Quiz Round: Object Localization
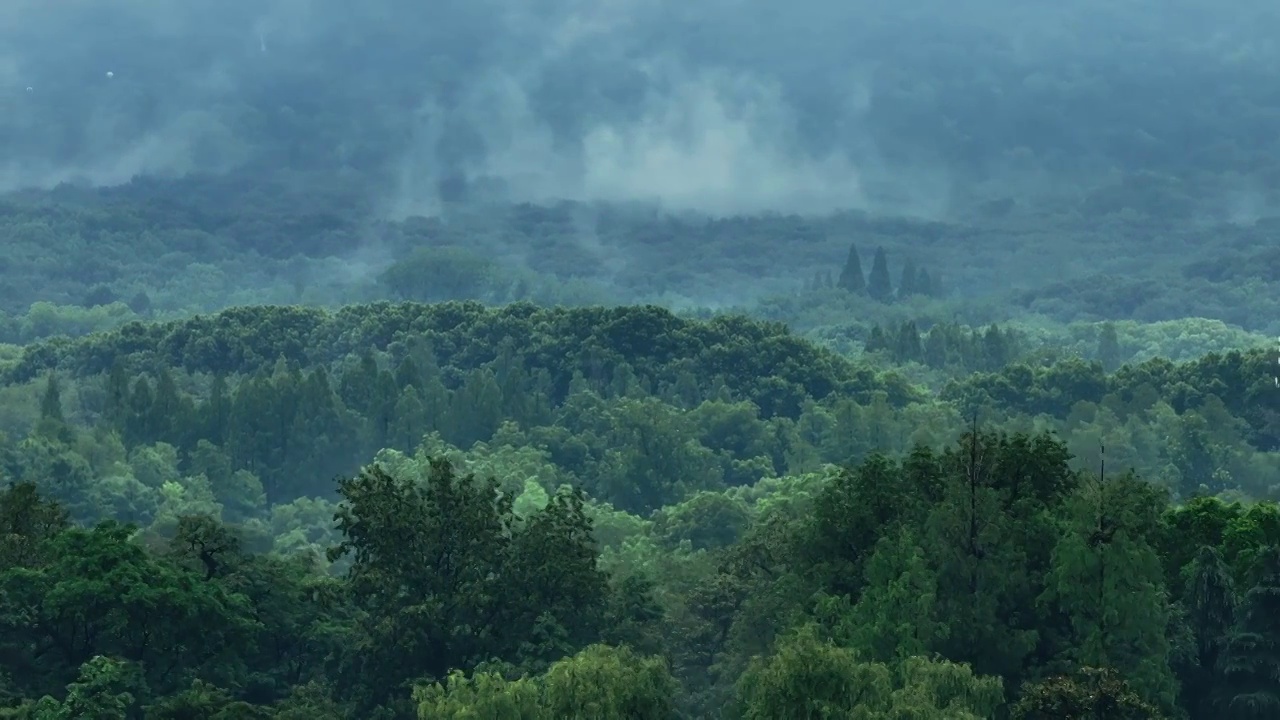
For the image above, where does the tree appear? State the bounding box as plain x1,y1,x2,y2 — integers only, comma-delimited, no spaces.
0,482,70,572
916,267,935,297
1012,667,1164,719
327,460,607,713
733,625,892,720
837,243,866,293
34,374,72,445
413,645,676,720
0,521,255,697
1098,323,1123,371
541,645,677,720
414,670,544,720
898,259,919,298
867,247,893,301
919,431,1043,683
1216,546,1280,718
379,247,498,302
732,625,1001,720
819,525,947,663
1178,546,1236,716
1040,470,1178,710
28,656,144,720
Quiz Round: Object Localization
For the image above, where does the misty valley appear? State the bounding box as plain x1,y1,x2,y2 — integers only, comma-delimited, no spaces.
3,1,1280,719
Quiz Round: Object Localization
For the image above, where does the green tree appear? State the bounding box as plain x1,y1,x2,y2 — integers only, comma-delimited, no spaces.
1040,471,1178,710
414,670,544,720
837,243,866,293
541,645,678,720
867,247,893,302
897,259,918,298
733,625,1001,720
29,656,144,720
34,374,72,444
734,625,892,720
916,267,935,297
819,525,947,663
1178,546,1236,716
1098,322,1123,371
327,460,607,713
1217,546,1280,718
1012,667,1164,719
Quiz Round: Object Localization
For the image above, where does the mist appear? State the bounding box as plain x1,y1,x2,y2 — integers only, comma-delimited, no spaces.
4,0,1280,218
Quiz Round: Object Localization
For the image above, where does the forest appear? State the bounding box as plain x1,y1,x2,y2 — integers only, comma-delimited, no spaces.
5,0,1280,718
0,300,1276,718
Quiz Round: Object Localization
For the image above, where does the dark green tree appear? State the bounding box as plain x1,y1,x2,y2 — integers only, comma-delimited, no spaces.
1177,546,1236,716
35,373,73,444
836,243,865,292
1040,469,1178,710
1012,667,1164,719
867,247,893,301
1099,322,1123,371
327,460,607,714
916,267,935,297
898,259,919,298
1217,546,1280,718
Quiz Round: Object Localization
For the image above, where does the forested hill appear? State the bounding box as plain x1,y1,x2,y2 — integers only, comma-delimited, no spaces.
0,302,889,413
0,298,1278,717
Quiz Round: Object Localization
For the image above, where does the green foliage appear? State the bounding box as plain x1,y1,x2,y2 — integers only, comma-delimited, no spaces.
0,285,1273,718
380,247,503,304
837,243,865,293
1216,546,1280,718
413,644,676,720
732,625,1002,720
327,460,608,711
1011,667,1164,719
867,247,894,302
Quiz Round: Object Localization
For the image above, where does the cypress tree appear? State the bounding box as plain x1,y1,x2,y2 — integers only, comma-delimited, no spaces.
898,259,919,298
895,321,923,363
867,247,893,301
865,325,890,354
35,373,73,444
836,243,865,292
1098,323,1122,372
38,373,64,425
916,267,935,297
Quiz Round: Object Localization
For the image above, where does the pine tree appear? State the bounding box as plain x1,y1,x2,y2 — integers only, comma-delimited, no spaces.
104,361,131,428
1217,546,1280,718
895,321,923,363
865,325,890,354
867,247,893,301
923,328,948,369
898,259,918,298
916,267,934,297
1041,468,1178,711
923,427,1039,682
35,373,73,443
39,373,64,425
837,243,865,292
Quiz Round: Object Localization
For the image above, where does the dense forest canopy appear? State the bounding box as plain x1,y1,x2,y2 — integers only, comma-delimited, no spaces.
3,0,1280,718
